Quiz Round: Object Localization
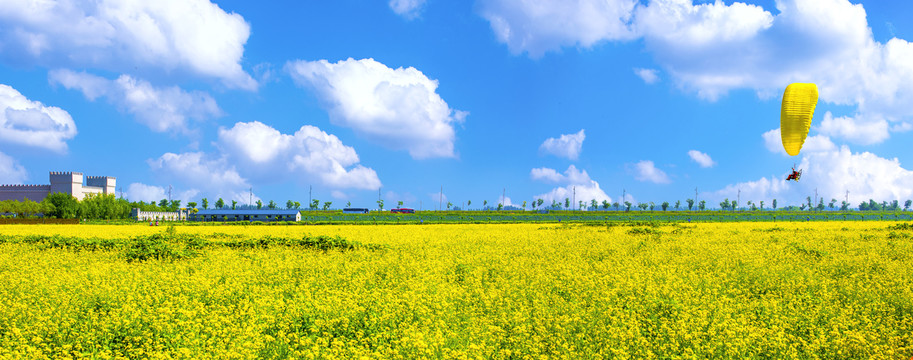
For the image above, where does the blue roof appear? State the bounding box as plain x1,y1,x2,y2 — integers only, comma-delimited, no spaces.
193,209,300,215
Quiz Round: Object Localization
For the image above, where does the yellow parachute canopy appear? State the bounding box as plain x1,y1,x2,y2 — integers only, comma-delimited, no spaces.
780,83,818,156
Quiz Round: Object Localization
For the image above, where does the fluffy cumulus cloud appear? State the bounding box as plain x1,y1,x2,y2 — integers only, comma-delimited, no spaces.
0,151,28,183
631,160,671,184
478,0,638,57
687,150,715,168
287,58,466,159
147,152,253,203
817,112,889,146
218,121,381,190
0,0,256,89
711,145,913,207
389,0,426,19
50,70,222,133
634,68,660,84
126,182,199,204
762,128,836,156
539,129,585,160
480,0,913,143
0,84,76,153
531,165,611,206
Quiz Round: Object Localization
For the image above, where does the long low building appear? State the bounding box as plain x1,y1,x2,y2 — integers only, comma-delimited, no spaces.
189,209,302,222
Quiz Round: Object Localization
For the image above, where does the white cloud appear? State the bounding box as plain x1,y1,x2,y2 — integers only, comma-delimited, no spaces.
481,1,913,142
763,128,837,156
148,151,252,203
634,68,660,84
712,145,913,207
531,164,591,184
0,84,76,153
287,58,465,159
0,151,28,183
539,129,585,160
50,70,222,133
687,149,715,168
218,121,381,190
478,0,638,57
631,160,671,184
126,182,199,204
0,0,256,90
389,0,426,20
531,165,611,206
817,112,889,145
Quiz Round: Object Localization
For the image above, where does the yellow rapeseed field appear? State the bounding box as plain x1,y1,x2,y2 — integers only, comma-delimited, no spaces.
0,222,911,359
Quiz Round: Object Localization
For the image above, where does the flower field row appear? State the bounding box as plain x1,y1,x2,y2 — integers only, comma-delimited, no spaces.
0,222,910,359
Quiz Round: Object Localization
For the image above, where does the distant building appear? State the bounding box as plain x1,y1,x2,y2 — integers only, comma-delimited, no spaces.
189,209,301,222
0,172,115,202
132,208,188,222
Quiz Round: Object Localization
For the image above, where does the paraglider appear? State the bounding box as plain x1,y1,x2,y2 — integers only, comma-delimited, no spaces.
780,83,818,181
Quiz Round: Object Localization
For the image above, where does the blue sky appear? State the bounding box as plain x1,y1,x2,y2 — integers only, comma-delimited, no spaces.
1,0,912,209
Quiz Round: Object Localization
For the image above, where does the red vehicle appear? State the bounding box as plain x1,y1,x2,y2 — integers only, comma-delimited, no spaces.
390,208,415,214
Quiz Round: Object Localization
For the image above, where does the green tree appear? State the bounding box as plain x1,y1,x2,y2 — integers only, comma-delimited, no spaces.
590,199,598,210
294,201,300,209
158,199,169,208
310,199,319,210
686,198,694,211
840,201,849,211
483,200,488,209
257,200,263,210
731,200,738,211
828,199,837,210
890,200,899,211
637,202,648,211
720,198,730,211
398,201,404,208
905,200,912,211
537,199,544,208
447,202,453,210
322,201,331,211
215,198,225,209
231,200,237,210
624,201,632,212
674,200,680,210
772,199,777,210
268,200,277,209
613,202,619,211
467,200,472,209
201,198,208,210
817,198,826,212
286,200,294,209
699,200,706,211
602,200,610,210
759,200,765,210
531,200,537,210
522,200,528,210
661,201,669,211
346,201,351,208
44,192,80,219
497,203,503,211
377,199,384,211
187,201,197,210
564,198,570,210
170,200,181,211
649,202,655,211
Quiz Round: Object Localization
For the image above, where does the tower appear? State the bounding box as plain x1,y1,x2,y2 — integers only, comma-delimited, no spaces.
86,176,116,196
49,172,83,199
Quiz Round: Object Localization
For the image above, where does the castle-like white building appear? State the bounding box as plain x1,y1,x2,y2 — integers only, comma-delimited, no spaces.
0,172,116,202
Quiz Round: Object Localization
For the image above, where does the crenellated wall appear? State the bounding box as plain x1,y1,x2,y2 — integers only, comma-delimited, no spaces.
0,184,51,202
0,172,115,202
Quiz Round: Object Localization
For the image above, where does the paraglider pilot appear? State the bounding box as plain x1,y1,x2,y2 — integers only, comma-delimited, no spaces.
786,166,802,182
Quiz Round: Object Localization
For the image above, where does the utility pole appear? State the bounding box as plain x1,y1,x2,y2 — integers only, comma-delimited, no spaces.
309,185,312,211
622,188,626,205
695,187,698,211
502,188,506,208
249,187,252,208
846,190,849,205
737,188,741,211
573,186,576,211
439,186,443,211
168,185,173,202
815,188,818,212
